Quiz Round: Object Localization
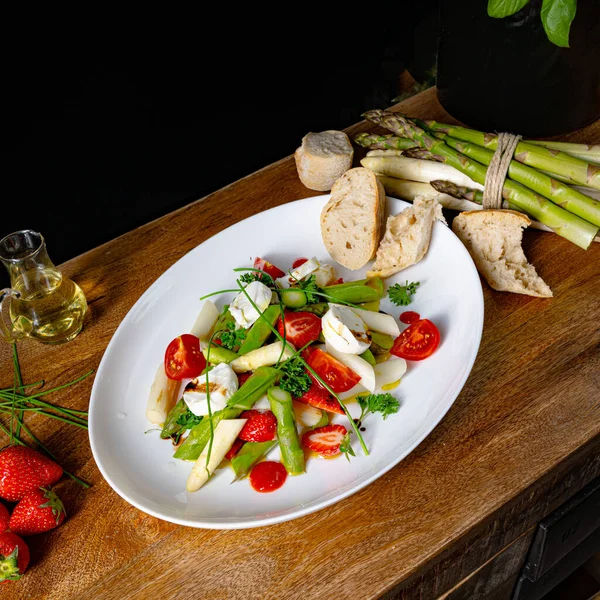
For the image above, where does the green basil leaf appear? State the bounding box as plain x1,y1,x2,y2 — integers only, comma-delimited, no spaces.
488,0,531,18
541,0,577,48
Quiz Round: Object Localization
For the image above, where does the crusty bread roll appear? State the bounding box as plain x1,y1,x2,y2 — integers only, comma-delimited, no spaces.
320,167,386,270
366,196,445,278
295,130,353,191
452,210,552,297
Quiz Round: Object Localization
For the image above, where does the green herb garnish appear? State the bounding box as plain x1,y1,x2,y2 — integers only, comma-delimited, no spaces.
388,281,420,307
357,393,400,423
175,407,202,430
218,322,247,351
279,357,311,398
340,432,356,462
295,274,320,304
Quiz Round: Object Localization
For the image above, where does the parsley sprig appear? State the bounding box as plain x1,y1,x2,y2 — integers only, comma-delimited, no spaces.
357,393,400,424
279,357,311,398
218,322,247,351
175,407,202,430
388,281,420,307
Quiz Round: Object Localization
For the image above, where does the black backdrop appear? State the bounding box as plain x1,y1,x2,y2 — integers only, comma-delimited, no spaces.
5,7,439,276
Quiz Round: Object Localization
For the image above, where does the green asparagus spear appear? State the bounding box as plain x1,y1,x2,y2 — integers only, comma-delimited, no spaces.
267,386,305,476
237,305,279,355
160,398,190,441
354,132,417,151
419,119,600,190
174,366,281,460
298,302,329,317
524,140,600,165
370,331,394,354
322,278,383,305
363,110,599,249
359,348,376,366
231,440,278,479
202,344,238,365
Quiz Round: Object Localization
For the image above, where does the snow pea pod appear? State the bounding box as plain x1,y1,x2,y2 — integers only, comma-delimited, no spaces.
231,440,277,479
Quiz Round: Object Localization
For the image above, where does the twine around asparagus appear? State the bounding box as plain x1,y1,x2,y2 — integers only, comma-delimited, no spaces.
483,132,522,209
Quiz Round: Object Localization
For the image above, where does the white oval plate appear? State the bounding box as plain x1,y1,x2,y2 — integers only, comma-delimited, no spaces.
89,195,483,529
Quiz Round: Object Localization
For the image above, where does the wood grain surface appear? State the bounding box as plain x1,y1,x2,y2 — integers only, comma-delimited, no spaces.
1,88,599,600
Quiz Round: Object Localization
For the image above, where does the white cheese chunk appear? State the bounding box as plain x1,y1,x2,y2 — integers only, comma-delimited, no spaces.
289,257,320,282
229,281,273,328
321,304,371,355
313,263,336,287
183,363,239,416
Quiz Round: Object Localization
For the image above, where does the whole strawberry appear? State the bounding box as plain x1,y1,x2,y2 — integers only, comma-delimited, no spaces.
0,504,9,532
239,410,277,443
0,446,63,502
0,532,30,583
9,488,66,536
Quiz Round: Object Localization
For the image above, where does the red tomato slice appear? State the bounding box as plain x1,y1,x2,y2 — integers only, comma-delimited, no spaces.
303,348,360,393
164,334,206,380
391,319,440,361
277,311,321,349
254,257,285,279
292,257,308,269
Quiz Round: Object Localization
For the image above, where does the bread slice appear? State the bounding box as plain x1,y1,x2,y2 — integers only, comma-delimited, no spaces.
295,130,353,191
320,167,386,270
366,196,445,278
452,210,553,297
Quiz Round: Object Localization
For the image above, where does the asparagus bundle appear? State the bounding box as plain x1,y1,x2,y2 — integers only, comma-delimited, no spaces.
359,110,600,250
419,119,600,190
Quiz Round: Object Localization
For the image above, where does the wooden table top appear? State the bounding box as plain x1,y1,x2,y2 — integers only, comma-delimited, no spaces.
2,88,599,600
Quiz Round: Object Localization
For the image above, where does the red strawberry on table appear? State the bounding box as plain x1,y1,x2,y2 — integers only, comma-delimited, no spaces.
239,410,277,443
9,488,66,536
302,424,348,457
0,504,9,532
0,446,63,502
0,532,30,583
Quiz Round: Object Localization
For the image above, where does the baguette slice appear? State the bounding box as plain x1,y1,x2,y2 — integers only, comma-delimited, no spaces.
452,210,553,297
320,167,386,270
367,196,445,278
295,130,353,191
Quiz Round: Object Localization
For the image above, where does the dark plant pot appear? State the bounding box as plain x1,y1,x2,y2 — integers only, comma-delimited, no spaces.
436,0,600,137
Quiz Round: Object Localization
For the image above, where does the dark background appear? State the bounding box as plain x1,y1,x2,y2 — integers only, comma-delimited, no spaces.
5,7,439,278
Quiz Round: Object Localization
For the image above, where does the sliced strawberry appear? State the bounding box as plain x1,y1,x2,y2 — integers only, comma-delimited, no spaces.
296,383,344,415
330,278,344,285
237,372,252,387
239,410,277,443
254,257,285,280
225,438,245,461
302,424,348,456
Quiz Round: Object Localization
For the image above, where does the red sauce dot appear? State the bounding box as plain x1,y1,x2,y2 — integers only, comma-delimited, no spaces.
249,461,288,493
400,311,420,324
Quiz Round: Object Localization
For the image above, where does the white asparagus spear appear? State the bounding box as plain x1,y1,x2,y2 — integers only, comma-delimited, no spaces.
146,363,180,425
230,341,295,373
361,154,484,191
186,419,247,492
190,300,219,338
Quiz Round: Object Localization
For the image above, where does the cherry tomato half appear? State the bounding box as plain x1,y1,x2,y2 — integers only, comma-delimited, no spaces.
303,347,360,393
391,319,440,361
292,257,308,269
164,334,206,380
253,257,285,280
277,311,321,349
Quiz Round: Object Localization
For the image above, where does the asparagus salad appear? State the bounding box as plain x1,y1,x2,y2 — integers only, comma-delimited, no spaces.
145,256,441,494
